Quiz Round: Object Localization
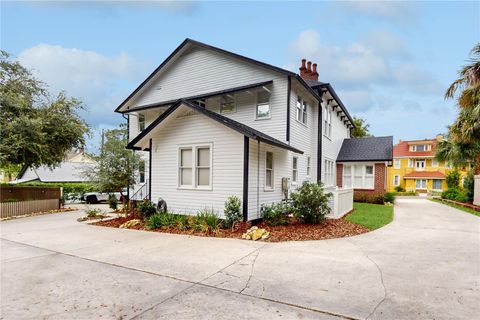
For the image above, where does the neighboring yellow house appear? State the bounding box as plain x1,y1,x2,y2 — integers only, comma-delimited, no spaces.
387,136,467,193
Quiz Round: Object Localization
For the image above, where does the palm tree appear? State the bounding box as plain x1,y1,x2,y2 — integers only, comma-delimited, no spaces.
438,43,480,173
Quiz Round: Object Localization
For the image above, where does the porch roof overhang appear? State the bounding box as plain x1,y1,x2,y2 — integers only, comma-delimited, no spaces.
126,99,303,154
403,171,446,179
122,80,274,114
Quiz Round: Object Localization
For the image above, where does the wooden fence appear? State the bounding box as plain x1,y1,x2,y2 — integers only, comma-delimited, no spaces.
1,186,61,219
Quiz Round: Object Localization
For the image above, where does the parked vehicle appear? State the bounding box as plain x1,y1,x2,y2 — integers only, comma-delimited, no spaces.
82,189,127,204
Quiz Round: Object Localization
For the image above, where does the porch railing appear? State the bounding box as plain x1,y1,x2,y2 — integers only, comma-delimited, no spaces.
130,180,149,201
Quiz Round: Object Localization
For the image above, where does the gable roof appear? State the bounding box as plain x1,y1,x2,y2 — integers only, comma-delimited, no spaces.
16,162,95,183
308,82,355,127
115,38,323,113
393,139,437,157
337,136,393,162
127,100,303,154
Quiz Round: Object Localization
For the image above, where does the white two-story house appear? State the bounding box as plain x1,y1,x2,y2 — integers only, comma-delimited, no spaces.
116,39,390,220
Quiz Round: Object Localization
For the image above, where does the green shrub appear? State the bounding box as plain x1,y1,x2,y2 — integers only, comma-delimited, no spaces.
442,188,460,200
223,195,242,229
261,202,291,226
455,191,468,203
192,209,219,233
463,171,474,203
138,200,157,219
446,170,461,189
108,194,118,210
176,215,190,230
291,182,332,224
85,208,103,218
394,186,405,192
159,212,179,228
383,192,396,204
145,214,162,230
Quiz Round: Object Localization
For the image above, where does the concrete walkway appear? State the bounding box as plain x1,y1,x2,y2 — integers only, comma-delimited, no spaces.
1,199,479,319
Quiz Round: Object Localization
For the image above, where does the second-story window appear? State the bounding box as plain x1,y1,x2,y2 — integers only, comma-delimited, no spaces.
324,106,332,138
296,97,307,125
394,159,400,169
138,114,145,132
220,95,235,114
256,91,270,119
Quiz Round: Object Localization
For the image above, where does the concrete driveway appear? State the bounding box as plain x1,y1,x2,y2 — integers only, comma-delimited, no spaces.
1,199,479,320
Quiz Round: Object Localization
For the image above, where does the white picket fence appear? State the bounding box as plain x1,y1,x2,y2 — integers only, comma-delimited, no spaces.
0,199,60,219
326,187,354,219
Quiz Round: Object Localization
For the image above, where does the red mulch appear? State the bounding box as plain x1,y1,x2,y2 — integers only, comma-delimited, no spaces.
93,216,369,242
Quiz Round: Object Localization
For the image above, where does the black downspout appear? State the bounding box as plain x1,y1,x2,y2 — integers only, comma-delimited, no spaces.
286,76,291,142
149,138,152,201
317,97,323,183
242,136,249,221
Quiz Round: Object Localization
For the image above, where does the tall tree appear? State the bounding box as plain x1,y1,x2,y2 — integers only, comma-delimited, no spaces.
0,51,90,169
437,43,480,172
83,124,141,201
351,116,372,138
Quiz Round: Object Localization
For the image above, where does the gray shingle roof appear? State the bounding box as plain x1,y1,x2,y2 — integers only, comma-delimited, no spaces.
17,162,95,183
337,136,393,162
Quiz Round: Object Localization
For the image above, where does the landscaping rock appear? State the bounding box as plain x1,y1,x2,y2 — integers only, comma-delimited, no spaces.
119,219,142,229
242,227,269,241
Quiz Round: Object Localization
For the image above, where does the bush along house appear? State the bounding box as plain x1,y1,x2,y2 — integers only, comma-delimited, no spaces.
116,38,393,220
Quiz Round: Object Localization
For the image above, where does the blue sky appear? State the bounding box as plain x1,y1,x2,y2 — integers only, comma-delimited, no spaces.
2,1,479,151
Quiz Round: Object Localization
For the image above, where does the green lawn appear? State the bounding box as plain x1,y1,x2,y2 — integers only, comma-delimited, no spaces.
345,202,394,230
430,198,480,217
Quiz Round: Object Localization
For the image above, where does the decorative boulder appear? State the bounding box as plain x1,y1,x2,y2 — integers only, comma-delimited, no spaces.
242,227,269,241
119,219,142,229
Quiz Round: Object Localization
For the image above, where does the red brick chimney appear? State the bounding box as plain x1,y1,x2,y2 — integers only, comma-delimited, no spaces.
299,59,319,81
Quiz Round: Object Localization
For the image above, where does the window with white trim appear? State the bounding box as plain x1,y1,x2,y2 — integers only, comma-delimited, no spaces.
138,114,145,132
307,156,311,177
445,161,452,169
432,179,442,190
415,159,425,171
256,91,270,119
432,159,439,167
408,159,414,168
265,152,274,189
178,145,211,189
220,95,235,114
296,97,307,125
324,106,332,138
394,175,400,186
324,159,334,187
415,179,427,189
292,156,298,183
394,159,400,169
343,164,375,189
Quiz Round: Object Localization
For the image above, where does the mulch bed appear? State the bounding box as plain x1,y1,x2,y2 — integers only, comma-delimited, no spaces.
93,216,369,242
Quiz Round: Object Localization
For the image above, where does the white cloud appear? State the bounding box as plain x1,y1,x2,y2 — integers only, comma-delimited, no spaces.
364,30,410,59
18,44,152,151
289,29,321,57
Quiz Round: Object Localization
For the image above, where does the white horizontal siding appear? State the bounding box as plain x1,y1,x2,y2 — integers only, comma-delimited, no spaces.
247,140,290,221
150,106,244,218
131,47,285,109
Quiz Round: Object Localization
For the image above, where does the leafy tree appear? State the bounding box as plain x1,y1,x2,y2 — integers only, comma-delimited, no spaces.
0,51,90,169
83,124,141,203
351,117,372,138
439,43,480,173
446,170,461,189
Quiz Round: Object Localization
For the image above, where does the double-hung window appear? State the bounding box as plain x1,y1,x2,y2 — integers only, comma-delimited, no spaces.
432,179,443,190
179,145,211,189
292,156,298,184
415,159,425,171
324,159,334,187
408,159,414,168
324,106,332,138
394,159,400,169
416,179,427,189
265,152,274,189
432,159,439,167
342,163,375,189
256,91,270,119
394,175,400,186
138,114,145,132
296,97,307,125
220,95,235,114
